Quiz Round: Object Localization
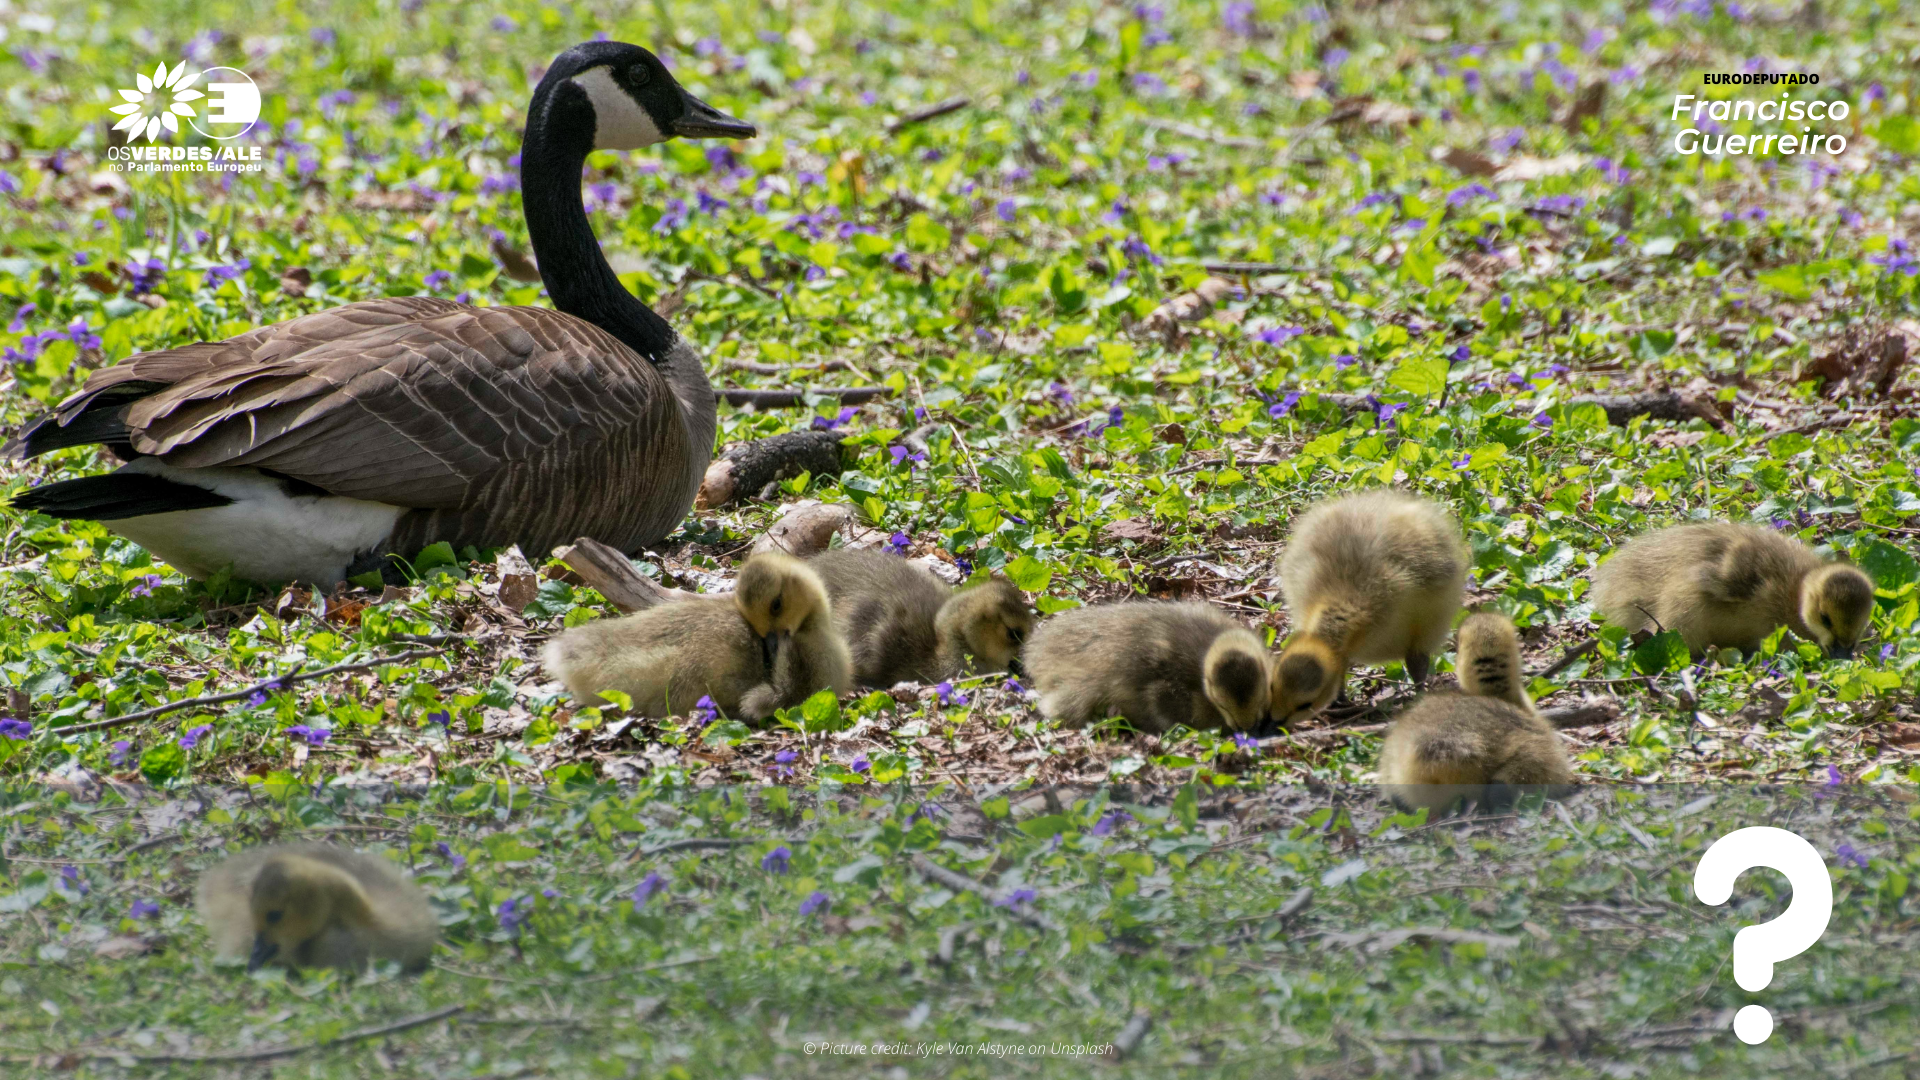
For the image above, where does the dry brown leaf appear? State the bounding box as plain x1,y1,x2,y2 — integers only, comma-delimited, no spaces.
279,266,312,297
1436,146,1498,177
1102,517,1162,544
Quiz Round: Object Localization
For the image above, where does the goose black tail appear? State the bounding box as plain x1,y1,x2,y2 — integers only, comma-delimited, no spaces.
12,474,233,521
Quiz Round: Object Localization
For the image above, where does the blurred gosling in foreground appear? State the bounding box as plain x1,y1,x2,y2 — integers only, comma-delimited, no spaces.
1591,522,1876,660
808,548,1032,686
1377,612,1574,817
1269,490,1470,726
543,552,852,720
1022,601,1271,734
197,842,437,973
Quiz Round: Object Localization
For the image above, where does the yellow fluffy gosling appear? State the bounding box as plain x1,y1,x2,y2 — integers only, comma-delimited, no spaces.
1377,612,1574,816
1592,522,1876,659
1021,601,1271,734
1270,490,1470,726
542,552,852,720
808,548,1033,686
196,842,437,972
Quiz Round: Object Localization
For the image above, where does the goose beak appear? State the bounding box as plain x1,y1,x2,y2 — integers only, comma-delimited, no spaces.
672,94,756,140
247,935,277,972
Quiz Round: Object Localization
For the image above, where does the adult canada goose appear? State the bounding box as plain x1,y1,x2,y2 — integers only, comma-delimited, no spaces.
1022,601,1272,734
197,842,438,972
542,552,852,720
1591,522,1876,659
1377,612,1574,816
6,41,754,586
807,548,1033,686
1268,490,1469,726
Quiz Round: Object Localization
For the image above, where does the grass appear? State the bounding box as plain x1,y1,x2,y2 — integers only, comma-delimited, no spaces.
0,0,1918,1072
2,782,1918,1076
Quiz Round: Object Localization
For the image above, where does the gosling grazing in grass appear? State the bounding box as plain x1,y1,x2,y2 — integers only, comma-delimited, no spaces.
807,548,1033,686
1269,490,1470,726
1377,612,1574,817
1591,522,1877,660
197,843,437,973
542,552,852,720
1022,602,1271,734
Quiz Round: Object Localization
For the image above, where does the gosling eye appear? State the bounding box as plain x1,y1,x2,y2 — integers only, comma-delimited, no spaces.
1008,627,1026,646
769,597,784,618
1821,614,1833,629
265,910,283,924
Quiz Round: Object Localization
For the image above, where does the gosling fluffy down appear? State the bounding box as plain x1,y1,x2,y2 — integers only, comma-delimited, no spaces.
1270,489,1470,725
542,552,852,721
1022,601,1271,734
196,842,437,972
808,548,1033,686
1591,522,1876,659
1377,613,1574,816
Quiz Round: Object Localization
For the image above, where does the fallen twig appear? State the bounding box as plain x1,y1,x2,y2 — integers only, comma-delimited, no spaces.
1200,261,1311,276
1141,116,1262,148
1532,637,1598,681
910,854,1058,933
888,97,970,132
70,1004,465,1064
1109,1010,1154,1061
719,387,890,409
624,836,758,865
50,647,448,737
1266,697,1621,748
724,358,855,375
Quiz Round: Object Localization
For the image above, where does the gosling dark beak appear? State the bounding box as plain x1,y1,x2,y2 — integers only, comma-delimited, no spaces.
672,94,756,140
759,632,779,672
1828,643,1856,661
247,935,277,972
1008,656,1026,678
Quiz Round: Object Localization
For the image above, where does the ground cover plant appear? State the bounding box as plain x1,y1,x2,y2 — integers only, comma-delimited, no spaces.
2,782,1918,1076
1,0,1919,1071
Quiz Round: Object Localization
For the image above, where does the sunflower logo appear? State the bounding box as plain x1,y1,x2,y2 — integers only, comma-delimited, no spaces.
109,61,204,143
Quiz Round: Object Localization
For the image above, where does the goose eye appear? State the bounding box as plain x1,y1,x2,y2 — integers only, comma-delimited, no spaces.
627,63,651,87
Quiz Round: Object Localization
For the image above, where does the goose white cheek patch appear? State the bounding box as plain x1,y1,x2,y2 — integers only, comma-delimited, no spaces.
571,66,665,150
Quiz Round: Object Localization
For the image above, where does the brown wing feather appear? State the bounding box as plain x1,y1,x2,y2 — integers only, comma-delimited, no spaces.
42,298,702,556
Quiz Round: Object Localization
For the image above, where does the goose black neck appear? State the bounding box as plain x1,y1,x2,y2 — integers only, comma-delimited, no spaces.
519,78,677,361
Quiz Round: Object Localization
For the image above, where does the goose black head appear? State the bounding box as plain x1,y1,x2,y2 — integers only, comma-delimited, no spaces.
542,40,756,151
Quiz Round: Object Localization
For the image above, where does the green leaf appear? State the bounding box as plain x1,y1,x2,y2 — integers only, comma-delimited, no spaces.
1387,358,1447,397
1856,539,1919,594
1756,264,1812,301
1631,631,1690,675
1003,555,1053,592
139,743,187,784
1875,114,1920,157
414,541,458,573
1017,814,1073,839
800,689,844,733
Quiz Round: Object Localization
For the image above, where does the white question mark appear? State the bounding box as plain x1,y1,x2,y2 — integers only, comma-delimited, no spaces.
1692,826,1834,1044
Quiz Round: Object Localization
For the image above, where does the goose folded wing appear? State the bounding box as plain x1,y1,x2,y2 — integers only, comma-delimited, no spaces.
119,304,658,510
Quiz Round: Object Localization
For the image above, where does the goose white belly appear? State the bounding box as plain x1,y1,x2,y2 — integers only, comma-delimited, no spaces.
106,459,405,586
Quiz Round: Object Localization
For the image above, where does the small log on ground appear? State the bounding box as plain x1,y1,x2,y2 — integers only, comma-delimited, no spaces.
751,502,854,558
557,537,693,612
1570,391,1729,430
695,430,847,509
